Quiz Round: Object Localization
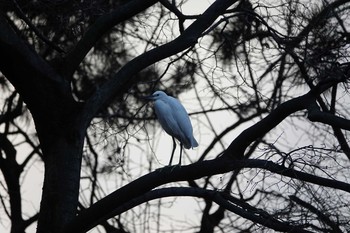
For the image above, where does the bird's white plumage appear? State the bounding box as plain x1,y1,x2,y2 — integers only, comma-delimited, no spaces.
149,91,198,149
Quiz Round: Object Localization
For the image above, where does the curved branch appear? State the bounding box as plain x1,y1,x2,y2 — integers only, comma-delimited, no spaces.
82,0,239,122
98,187,313,233
61,0,159,78
63,157,232,233
223,77,345,160
224,93,314,158
63,155,350,232
243,159,350,193
0,13,70,111
198,111,263,161
66,84,350,232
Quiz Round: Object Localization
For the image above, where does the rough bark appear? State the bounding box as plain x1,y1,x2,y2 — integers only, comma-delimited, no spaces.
35,121,85,233
0,12,87,233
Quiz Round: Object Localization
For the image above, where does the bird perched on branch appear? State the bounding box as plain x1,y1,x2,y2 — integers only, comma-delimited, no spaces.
145,91,198,165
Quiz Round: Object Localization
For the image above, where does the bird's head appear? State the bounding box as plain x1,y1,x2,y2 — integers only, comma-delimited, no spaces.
143,91,168,101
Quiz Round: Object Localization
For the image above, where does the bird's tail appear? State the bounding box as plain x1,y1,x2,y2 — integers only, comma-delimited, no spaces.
191,137,198,148
182,136,199,149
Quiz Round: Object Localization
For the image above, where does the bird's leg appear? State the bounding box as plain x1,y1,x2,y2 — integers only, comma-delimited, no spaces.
178,142,183,166
168,137,176,166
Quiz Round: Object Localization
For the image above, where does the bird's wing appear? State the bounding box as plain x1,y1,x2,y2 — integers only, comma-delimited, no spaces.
168,97,196,148
154,99,179,137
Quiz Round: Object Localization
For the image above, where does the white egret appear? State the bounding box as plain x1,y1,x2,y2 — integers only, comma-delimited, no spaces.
146,91,198,165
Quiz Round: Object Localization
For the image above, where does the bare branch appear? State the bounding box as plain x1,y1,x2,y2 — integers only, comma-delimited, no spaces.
94,187,313,233
307,102,350,130
64,153,350,232
290,195,342,233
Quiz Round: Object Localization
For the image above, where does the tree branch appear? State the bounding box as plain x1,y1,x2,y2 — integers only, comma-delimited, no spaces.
63,154,350,232
223,93,314,158
61,0,159,78
94,187,313,233
307,102,350,130
159,0,199,33
0,92,22,125
82,0,239,122
65,84,350,232
243,159,350,193
0,13,70,111
290,195,342,233
11,0,65,53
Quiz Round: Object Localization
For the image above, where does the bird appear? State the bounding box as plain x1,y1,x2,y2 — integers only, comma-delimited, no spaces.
145,91,198,165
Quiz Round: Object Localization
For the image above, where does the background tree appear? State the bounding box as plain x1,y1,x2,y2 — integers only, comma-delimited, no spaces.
1,0,350,232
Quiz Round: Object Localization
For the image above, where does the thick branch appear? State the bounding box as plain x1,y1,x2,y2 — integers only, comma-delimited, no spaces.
0,13,70,111
63,158,232,233
223,78,345,159
83,0,239,122
61,0,159,78
307,103,350,130
11,0,65,53
243,159,350,193
99,187,312,233
65,86,350,232
224,93,315,158
63,155,350,232
199,111,263,161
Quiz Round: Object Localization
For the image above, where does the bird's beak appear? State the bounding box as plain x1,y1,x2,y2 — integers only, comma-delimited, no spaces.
142,95,154,100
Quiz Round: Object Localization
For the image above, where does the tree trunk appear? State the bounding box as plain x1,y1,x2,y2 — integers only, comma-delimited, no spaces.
0,11,89,232
34,105,86,233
